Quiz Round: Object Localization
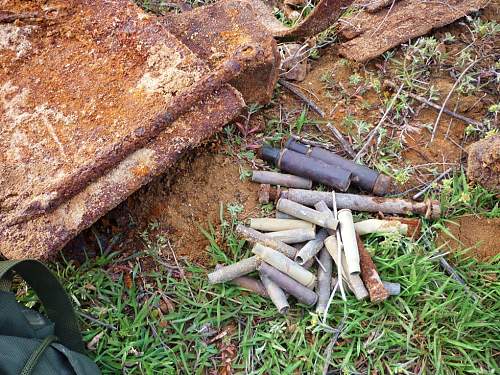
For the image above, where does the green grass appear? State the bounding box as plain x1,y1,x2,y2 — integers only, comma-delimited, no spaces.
15,197,500,374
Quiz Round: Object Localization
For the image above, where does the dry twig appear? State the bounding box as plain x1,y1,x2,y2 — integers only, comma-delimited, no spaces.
326,123,356,158
385,80,483,128
279,79,325,117
430,59,479,142
354,83,404,162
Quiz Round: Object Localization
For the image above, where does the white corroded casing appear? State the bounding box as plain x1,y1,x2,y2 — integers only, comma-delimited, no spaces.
338,209,361,275
354,219,408,236
249,218,315,232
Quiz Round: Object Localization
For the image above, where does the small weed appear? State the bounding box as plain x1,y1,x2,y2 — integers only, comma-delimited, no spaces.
348,73,363,86
293,107,310,134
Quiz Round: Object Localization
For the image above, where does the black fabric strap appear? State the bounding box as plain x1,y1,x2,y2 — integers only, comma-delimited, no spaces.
0,260,85,353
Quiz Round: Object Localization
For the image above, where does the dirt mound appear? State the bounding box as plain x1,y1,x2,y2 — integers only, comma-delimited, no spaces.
438,216,500,261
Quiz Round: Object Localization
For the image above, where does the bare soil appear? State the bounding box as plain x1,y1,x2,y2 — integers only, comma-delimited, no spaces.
438,216,500,261
124,147,260,265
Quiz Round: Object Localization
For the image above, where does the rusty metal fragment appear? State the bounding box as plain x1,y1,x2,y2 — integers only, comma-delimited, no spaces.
0,0,246,259
338,0,488,62
162,0,280,104
356,234,389,303
258,184,272,204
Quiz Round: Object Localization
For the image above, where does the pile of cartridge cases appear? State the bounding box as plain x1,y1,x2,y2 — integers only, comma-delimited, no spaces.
207,139,439,314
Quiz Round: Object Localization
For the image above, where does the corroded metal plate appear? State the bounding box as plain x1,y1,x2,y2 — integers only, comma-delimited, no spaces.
0,0,245,258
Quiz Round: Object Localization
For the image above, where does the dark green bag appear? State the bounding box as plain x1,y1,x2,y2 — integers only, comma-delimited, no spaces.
0,260,101,375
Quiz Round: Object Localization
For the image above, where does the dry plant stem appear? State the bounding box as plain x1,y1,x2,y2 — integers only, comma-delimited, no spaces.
438,256,479,301
278,79,325,117
295,229,329,265
354,83,404,162
338,209,361,275
382,281,401,296
430,59,479,142
316,248,333,314
326,123,356,158
215,264,268,297
258,263,318,306
249,218,315,232
208,256,260,284
356,234,389,302
283,189,441,218
385,80,482,128
412,167,453,200
321,317,346,375
252,244,317,288
277,198,338,229
265,227,316,244
354,219,408,235
260,273,290,314
251,170,312,189
235,224,297,258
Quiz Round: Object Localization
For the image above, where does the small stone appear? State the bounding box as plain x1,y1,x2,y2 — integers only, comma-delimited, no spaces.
467,135,500,191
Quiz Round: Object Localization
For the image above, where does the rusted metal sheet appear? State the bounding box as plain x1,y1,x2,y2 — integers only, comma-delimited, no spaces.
338,0,488,62
163,0,281,104
1,0,351,259
1,87,244,259
0,0,247,259
163,0,353,104
356,234,389,303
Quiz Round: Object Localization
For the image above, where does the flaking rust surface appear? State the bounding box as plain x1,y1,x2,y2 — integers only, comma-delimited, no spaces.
0,0,246,259
0,0,209,225
338,0,488,62
1,87,244,259
163,0,280,104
